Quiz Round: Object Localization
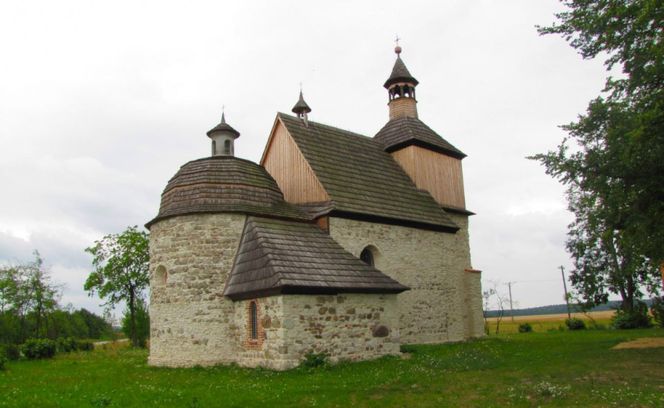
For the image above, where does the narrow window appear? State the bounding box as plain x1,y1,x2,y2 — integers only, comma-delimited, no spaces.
249,301,258,340
360,247,374,267
224,139,231,155
155,265,167,286
211,140,216,155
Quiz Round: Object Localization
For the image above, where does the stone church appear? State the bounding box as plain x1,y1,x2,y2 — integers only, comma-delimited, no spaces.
146,45,484,370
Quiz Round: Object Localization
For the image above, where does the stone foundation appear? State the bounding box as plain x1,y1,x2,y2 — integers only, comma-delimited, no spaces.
234,294,400,370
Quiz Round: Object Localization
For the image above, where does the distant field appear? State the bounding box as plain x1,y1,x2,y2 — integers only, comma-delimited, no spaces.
2,328,663,407
485,310,615,334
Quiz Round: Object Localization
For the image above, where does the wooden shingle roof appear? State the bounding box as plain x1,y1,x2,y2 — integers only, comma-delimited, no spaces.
146,156,308,228
277,113,458,232
384,56,419,88
374,117,466,159
224,216,409,300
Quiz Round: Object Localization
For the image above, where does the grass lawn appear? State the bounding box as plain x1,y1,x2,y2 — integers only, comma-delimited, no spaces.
1,329,663,407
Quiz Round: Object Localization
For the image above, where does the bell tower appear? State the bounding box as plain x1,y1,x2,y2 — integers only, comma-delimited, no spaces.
207,111,240,156
375,43,469,213
385,42,419,120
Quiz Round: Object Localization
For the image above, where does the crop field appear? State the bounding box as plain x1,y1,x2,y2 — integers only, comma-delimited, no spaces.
1,327,663,407
485,310,615,334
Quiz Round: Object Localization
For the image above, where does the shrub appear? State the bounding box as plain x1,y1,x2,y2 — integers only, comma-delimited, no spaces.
21,338,56,359
57,337,78,353
565,318,586,330
612,302,652,329
0,354,6,371
651,297,664,328
302,352,329,368
518,323,533,333
1,344,20,361
76,340,94,351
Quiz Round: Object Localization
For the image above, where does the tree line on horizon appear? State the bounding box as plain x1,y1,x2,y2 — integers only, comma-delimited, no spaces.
0,252,114,345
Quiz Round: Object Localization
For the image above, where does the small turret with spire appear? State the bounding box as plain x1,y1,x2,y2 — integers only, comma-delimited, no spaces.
207,110,240,156
292,88,312,127
384,39,419,120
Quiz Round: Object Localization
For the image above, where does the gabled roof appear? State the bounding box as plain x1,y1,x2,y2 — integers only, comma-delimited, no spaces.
277,113,458,232
146,156,308,228
384,56,419,89
374,117,466,159
224,217,409,300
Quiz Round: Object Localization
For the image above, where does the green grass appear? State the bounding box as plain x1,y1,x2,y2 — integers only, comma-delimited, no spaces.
1,329,663,407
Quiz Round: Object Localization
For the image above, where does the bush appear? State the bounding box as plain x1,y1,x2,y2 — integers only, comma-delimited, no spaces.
76,340,94,351
0,354,6,370
1,344,20,361
612,302,652,329
518,323,533,333
21,338,56,359
651,297,664,328
57,337,78,353
565,318,586,330
302,352,329,368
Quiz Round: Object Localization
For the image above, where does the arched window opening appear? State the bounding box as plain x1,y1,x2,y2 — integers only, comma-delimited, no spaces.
224,139,231,155
211,140,217,155
249,301,258,340
155,265,168,286
360,247,374,267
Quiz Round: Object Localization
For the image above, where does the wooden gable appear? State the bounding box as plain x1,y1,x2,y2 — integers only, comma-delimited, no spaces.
261,117,329,204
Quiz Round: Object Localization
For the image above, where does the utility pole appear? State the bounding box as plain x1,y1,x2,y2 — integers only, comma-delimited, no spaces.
560,266,571,320
507,282,514,322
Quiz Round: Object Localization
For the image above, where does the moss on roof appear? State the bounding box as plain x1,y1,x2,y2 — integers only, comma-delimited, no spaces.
224,216,409,300
278,113,458,231
146,156,308,228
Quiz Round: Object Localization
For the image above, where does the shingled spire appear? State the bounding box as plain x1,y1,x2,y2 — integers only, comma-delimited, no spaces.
384,42,419,120
207,111,240,156
292,90,311,126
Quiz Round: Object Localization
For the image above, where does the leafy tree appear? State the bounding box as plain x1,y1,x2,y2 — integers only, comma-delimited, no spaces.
85,226,149,347
0,252,60,341
121,298,149,348
531,0,663,318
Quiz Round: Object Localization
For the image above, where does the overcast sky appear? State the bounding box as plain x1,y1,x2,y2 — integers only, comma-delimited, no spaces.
0,1,611,315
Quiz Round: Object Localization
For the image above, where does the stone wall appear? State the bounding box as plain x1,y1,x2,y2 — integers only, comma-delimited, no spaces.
329,215,484,343
234,294,400,370
148,213,246,367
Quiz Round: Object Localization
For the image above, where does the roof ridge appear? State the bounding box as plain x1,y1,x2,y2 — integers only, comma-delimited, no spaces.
278,112,375,141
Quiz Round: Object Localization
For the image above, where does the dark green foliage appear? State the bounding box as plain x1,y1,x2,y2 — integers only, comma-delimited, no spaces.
651,296,664,328
565,318,586,330
518,323,533,333
85,226,149,348
76,340,94,351
0,354,6,370
301,352,329,368
121,298,149,348
612,301,652,329
400,344,417,354
1,343,20,360
531,0,664,315
21,338,56,359
56,337,78,353
1,253,112,345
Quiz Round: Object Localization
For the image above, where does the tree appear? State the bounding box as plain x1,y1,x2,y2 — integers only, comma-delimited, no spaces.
85,226,149,347
531,1,664,318
121,298,149,347
0,252,60,342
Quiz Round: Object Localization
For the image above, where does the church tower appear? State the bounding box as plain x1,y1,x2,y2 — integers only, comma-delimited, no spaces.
375,44,469,214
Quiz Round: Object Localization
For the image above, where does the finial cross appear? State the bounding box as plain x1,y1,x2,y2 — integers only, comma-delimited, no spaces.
395,35,400,46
